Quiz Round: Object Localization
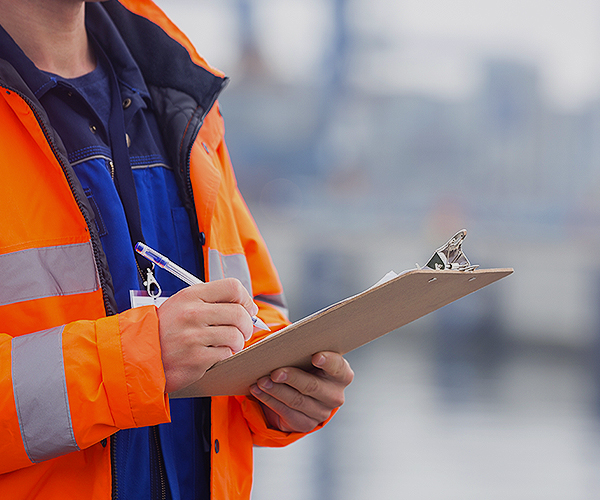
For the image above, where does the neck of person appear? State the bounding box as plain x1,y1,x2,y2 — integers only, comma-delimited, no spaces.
0,0,96,78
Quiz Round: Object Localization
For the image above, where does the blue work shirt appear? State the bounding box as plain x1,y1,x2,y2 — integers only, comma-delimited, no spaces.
0,5,210,500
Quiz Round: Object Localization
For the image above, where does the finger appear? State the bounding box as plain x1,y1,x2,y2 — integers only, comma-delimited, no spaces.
201,302,254,338
269,367,345,409
187,278,259,316
311,352,354,385
254,376,334,421
174,300,254,341
198,325,247,353
160,325,242,366
249,382,322,433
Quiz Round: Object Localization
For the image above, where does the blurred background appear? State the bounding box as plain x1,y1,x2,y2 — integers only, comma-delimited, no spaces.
156,1,600,498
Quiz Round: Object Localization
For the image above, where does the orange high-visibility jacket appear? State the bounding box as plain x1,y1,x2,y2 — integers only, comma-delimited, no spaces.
0,1,328,498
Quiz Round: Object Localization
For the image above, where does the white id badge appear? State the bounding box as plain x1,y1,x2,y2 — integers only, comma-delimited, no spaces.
129,290,170,308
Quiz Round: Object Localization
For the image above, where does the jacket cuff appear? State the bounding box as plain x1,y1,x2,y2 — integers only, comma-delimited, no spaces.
96,306,170,429
237,395,338,447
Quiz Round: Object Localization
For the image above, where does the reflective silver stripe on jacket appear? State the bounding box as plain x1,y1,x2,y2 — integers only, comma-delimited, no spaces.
208,248,253,294
12,327,80,463
255,293,289,319
208,249,289,318
0,242,99,307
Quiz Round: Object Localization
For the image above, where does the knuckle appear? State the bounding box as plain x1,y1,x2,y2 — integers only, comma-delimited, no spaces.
179,301,201,323
347,366,355,384
290,391,307,410
330,392,345,408
224,327,245,352
233,303,249,323
233,336,245,353
332,355,348,374
330,357,353,383
224,277,245,297
295,416,318,433
342,363,355,384
303,376,321,395
215,345,234,362
176,285,195,298
232,305,252,335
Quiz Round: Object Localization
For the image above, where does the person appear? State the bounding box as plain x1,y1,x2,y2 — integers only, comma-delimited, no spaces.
0,0,354,498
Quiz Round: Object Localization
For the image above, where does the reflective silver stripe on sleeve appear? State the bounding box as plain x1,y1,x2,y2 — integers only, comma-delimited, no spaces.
207,248,224,282
208,249,289,318
208,249,253,295
0,242,99,307
12,327,80,463
254,293,289,319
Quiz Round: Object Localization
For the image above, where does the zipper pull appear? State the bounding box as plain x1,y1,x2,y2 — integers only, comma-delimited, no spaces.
144,267,162,298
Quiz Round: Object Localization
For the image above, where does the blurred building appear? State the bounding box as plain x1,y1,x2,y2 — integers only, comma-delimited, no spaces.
155,2,600,499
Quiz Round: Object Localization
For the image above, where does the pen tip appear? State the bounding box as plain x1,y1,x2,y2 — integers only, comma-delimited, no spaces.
253,317,270,332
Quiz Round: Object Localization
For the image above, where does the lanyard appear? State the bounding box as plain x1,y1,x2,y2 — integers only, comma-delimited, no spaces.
92,37,159,296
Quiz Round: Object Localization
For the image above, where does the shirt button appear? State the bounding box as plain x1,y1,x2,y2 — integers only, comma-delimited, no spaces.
122,97,132,109
89,124,97,134
126,133,131,147
214,439,220,454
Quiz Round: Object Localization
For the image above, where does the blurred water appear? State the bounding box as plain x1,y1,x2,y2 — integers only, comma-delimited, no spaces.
252,324,600,500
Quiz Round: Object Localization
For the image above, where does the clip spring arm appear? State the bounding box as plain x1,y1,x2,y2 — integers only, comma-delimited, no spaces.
423,229,479,271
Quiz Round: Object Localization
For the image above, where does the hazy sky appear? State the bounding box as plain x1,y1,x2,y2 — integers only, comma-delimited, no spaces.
156,0,600,111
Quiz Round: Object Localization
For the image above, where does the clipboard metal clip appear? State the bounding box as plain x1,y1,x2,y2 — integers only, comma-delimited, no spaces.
423,229,479,271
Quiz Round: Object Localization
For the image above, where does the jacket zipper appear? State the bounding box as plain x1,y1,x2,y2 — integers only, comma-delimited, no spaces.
110,434,119,500
151,426,168,500
180,79,229,282
181,121,206,279
109,159,116,180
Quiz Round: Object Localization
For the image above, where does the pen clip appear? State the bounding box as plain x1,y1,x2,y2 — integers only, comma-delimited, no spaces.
423,229,479,271
143,266,162,298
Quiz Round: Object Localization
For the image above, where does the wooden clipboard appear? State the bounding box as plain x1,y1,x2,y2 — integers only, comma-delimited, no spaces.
173,267,513,397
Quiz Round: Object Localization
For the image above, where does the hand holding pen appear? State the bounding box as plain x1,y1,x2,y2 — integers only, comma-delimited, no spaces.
135,241,270,332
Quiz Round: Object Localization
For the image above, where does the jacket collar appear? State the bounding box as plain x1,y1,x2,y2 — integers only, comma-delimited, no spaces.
101,0,228,116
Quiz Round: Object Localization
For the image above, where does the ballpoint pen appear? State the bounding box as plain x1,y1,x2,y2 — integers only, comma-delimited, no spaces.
135,241,270,331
